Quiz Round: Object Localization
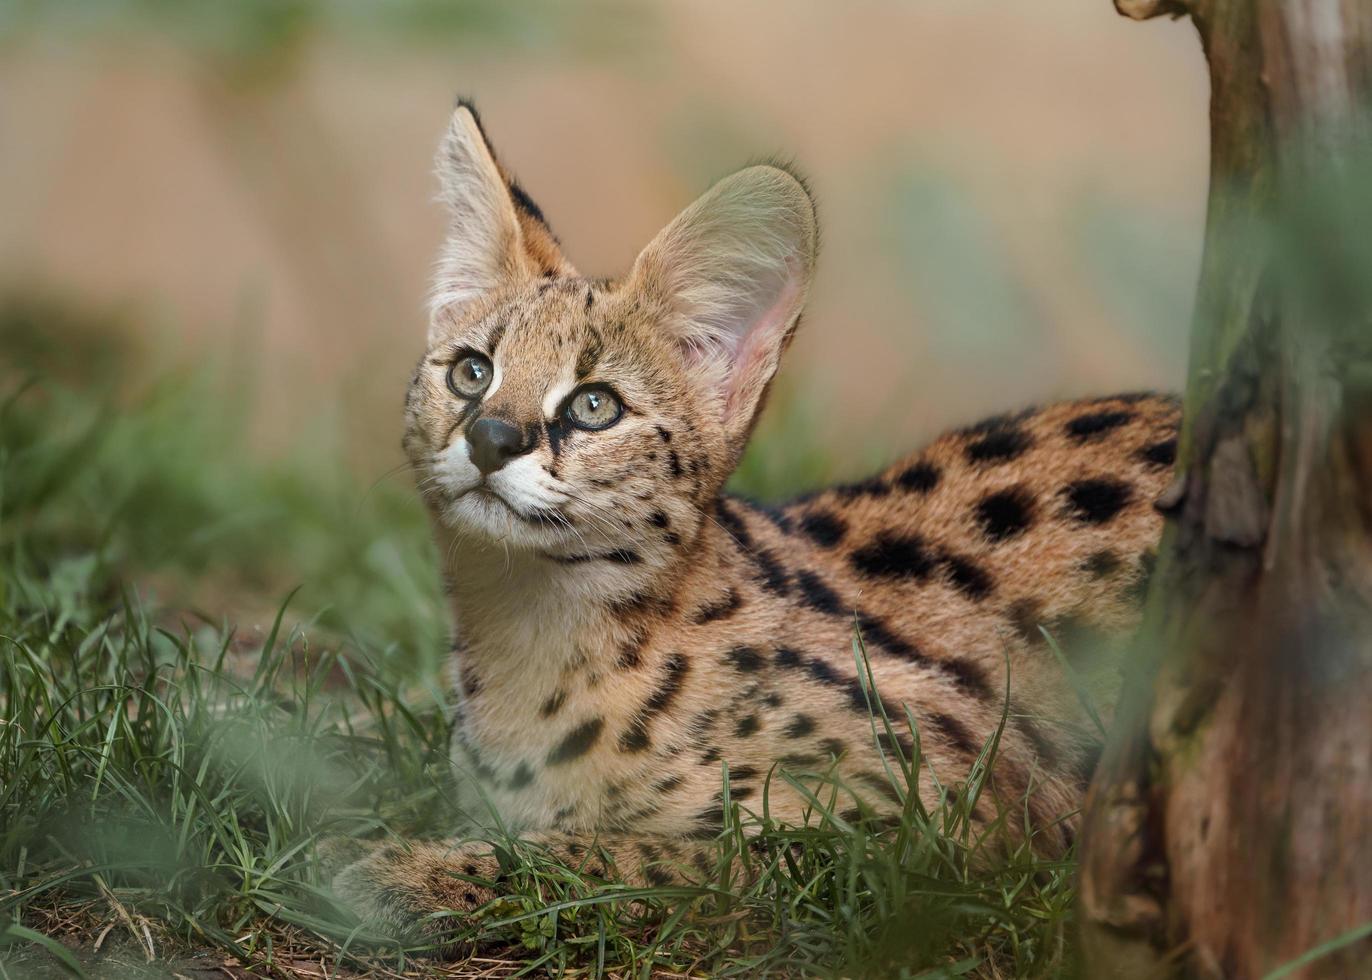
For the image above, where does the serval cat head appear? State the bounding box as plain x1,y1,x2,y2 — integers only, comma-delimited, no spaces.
403,102,817,559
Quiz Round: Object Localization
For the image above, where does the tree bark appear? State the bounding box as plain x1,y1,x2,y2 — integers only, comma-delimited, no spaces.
1078,1,1372,978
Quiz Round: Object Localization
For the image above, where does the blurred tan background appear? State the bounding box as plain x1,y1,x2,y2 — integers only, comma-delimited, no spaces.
0,0,1208,486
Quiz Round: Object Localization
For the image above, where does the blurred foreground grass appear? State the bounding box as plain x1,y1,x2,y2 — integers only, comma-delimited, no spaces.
0,293,447,678
0,298,1080,978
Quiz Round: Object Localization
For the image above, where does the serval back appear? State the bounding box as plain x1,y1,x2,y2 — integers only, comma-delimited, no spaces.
330,101,1181,942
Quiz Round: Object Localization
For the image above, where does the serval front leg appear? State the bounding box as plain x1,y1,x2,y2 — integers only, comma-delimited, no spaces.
327,831,721,949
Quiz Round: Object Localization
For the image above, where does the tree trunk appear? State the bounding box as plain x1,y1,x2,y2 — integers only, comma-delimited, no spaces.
1078,1,1372,978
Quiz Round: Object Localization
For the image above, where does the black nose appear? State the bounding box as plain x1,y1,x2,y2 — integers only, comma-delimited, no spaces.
467,417,530,474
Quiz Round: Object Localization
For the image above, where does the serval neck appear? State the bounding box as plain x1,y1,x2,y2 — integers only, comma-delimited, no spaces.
437,498,739,673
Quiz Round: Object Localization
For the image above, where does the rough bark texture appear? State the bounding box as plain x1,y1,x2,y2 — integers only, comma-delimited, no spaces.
1078,1,1372,978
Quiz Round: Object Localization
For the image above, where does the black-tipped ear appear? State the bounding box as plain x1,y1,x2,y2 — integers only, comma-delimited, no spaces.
430,103,574,334
430,104,528,324
453,98,558,233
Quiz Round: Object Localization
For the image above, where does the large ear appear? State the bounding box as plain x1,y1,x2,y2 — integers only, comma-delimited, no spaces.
625,165,817,458
430,102,574,334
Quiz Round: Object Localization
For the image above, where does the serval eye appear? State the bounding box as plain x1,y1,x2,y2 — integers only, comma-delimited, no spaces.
448,353,492,399
565,386,623,431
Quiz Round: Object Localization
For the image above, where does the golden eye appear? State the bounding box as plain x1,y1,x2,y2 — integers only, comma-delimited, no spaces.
565,386,623,431
447,353,492,399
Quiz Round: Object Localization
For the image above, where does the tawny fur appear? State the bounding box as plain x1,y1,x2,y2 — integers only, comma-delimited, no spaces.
330,103,1181,945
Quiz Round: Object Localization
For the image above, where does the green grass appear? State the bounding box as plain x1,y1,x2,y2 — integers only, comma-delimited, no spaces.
0,300,1081,978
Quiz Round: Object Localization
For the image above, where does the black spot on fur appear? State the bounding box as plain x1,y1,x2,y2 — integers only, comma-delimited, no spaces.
694,589,743,624
834,476,891,501
786,651,885,717
738,497,794,533
1008,599,1044,644
715,499,754,549
725,646,765,672
733,715,760,738
645,865,674,886
895,461,941,493
795,569,844,615
821,738,846,758
799,510,847,547
857,769,905,805
667,450,683,477
690,806,725,837
656,425,673,443
940,552,994,600
643,654,690,717
649,510,670,529
785,714,816,738
976,487,1036,541
938,656,994,700
618,721,650,753
756,504,795,533
616,639,644,670
608,591,673,618
1141,438,1177,467
508,762,534,789
966,425,1033,465
1045,614,1113,664
1066,410,1134,440
751,548,792,595
961,408,1035,435
700,746,721,764
928,712,978,755
691,708,720,733
855,613,990,702
547,718,604,765
521,507,566,530
655,774,684,794
553,549,642,565
1064,479,1132,524
852,612,919,659
851,533,936,580
539,691,566,718
1083,549,1123,578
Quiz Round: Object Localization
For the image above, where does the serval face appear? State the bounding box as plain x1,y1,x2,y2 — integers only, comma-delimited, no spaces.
403,104,815,563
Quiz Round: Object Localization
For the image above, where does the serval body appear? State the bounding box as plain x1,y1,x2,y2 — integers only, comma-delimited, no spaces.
330,102,1180,941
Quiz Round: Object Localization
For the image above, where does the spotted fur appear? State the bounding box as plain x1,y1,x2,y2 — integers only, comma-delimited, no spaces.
330,103,1180,945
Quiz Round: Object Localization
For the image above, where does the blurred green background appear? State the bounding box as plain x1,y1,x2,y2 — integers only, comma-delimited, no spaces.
0,0,1207,673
